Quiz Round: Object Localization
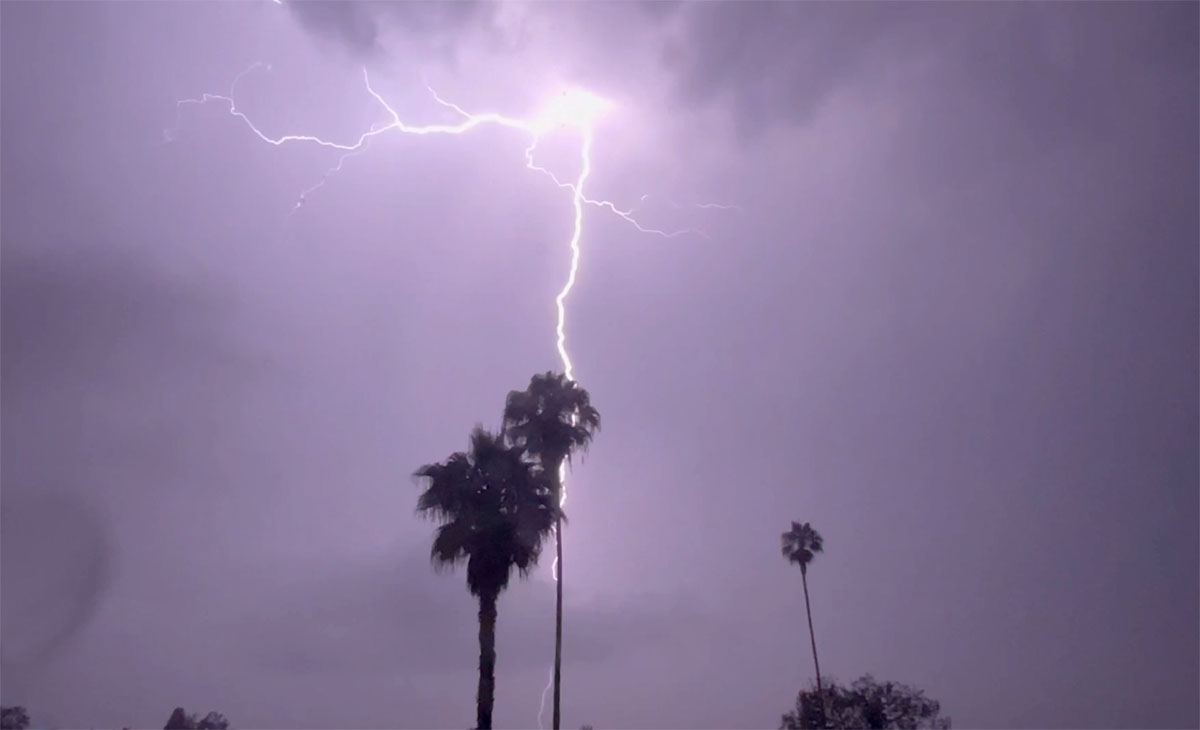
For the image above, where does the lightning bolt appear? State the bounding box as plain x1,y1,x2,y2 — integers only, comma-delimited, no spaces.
169,59,732,729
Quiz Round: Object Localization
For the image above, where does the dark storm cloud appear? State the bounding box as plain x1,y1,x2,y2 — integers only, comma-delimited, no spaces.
286,1,496,60
302,0,913,135
284,1,1197,146
663,1,914,135
664,1,1200,140
283,0,906,138
286,1,380,58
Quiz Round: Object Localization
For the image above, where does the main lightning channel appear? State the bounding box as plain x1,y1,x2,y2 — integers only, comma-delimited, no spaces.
538,129,588,730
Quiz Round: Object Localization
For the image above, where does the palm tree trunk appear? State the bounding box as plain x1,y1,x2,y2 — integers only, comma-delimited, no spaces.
477,592,498,730
801,567,826,729
552,515,563,730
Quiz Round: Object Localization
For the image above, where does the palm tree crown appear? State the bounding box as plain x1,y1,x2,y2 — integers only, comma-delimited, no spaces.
782,521,824,575
502,371,601,474
415,427,560,598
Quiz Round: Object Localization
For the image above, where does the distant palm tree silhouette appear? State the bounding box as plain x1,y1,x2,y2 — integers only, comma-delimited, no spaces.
782,521,827,727
415,427,561,730
503,372,600,730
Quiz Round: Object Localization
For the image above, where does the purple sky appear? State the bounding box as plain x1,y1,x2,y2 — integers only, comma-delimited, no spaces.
2,2,1197,729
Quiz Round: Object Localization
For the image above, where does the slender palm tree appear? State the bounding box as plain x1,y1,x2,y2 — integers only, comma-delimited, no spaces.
415,427,561,730
782,521,826,728
502,372,600,730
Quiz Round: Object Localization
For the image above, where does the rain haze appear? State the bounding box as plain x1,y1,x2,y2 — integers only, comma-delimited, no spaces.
2,2,1197,729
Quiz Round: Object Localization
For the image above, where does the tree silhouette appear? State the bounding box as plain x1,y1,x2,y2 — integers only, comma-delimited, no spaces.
0,707,30,730
502,372,600,730
781,521,826,726
164,708,191,729
781,674,951,729
196,711,230,729
415,426,561,730
163,708,230,729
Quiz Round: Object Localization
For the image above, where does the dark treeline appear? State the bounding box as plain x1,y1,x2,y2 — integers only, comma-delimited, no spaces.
163,707,229,730
0,706,229,730
781,676,951,729
0,707,29,730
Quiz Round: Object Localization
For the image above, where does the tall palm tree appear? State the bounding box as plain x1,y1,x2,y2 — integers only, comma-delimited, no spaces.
782,521,826,728
502,372,600,730
414,427,561,730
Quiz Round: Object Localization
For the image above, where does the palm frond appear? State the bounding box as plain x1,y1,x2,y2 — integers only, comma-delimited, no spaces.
430,520,471,570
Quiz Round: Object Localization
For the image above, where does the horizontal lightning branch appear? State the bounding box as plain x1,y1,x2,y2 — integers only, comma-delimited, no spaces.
170,63,718,236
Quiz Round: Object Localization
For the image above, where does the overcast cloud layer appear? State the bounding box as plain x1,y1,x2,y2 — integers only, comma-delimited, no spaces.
2,2,1197,729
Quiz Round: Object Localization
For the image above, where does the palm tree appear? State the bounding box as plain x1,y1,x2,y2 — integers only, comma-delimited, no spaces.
414,427,561,730
782,521,826,728
502,372,600,730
